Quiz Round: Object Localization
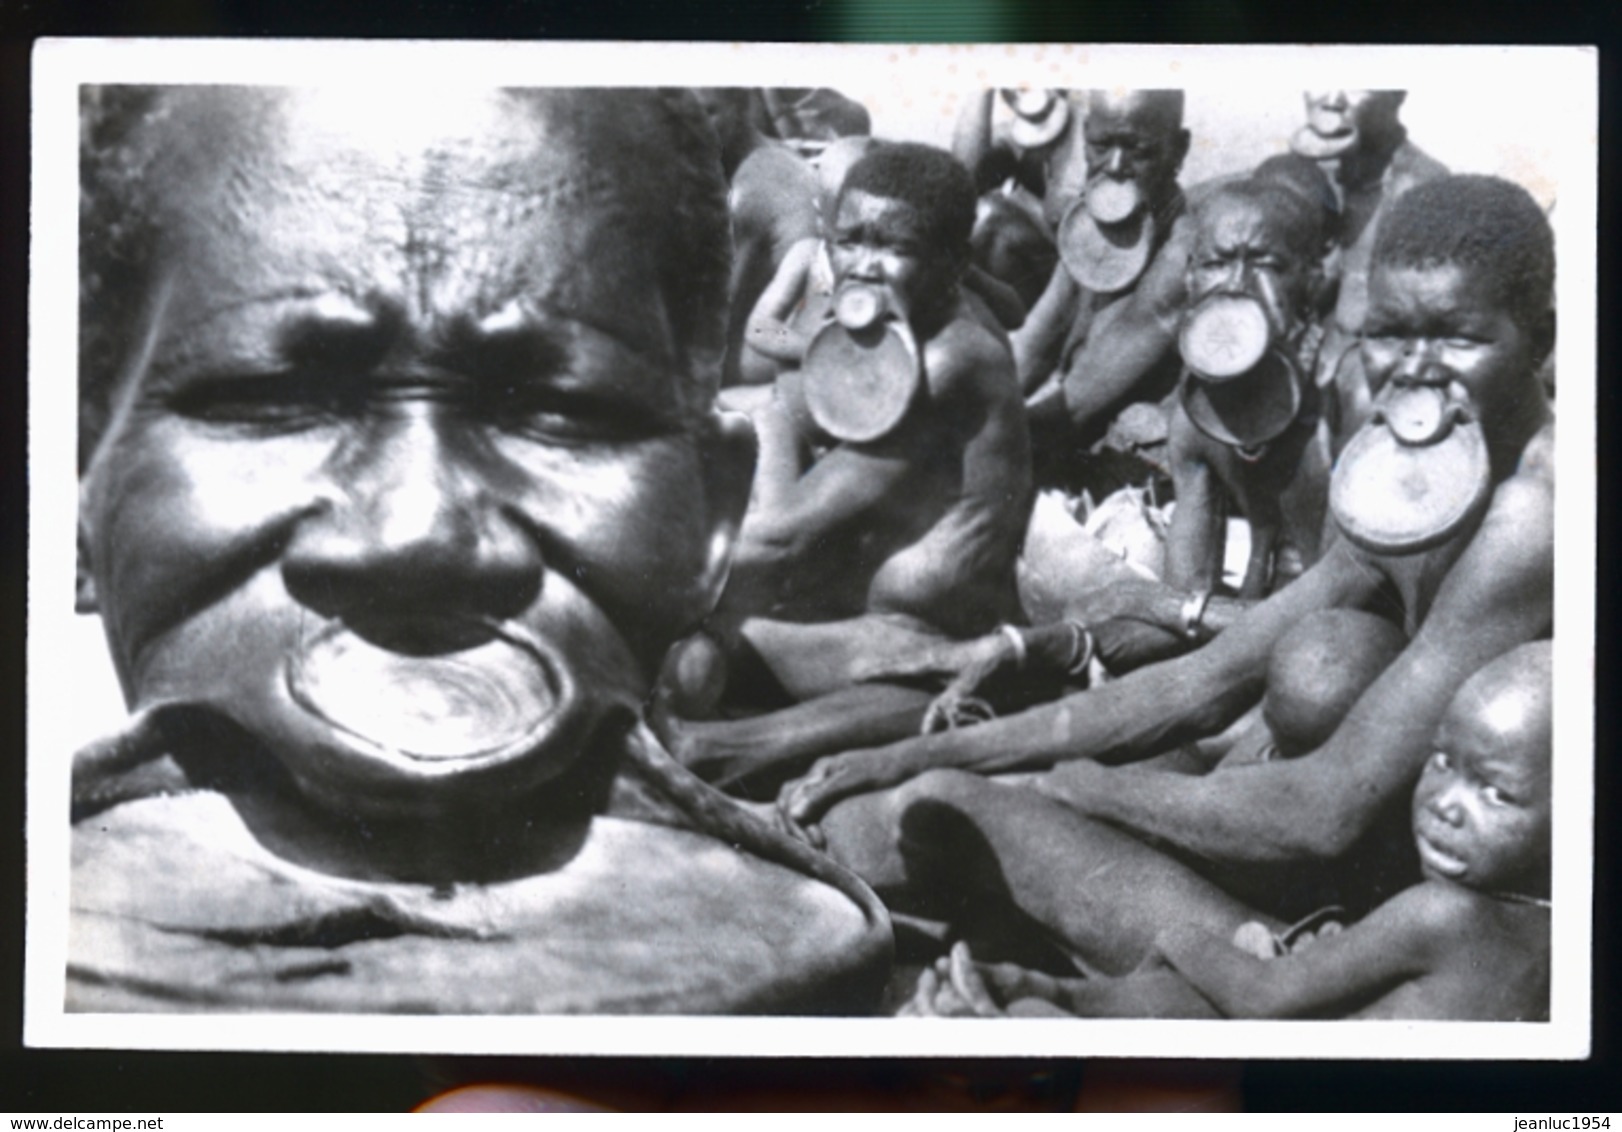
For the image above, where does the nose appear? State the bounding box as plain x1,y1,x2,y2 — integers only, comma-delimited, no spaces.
844,244,882,282
1427,781,1467,826
1321,90,1348,110
1105,146,1126,176
283,407,543,633
1218,258,1252,293
1393,338,1446,386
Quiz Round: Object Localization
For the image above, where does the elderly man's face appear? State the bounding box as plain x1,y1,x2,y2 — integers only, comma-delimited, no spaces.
79,89,751,823
1187,193,1315,336
1082,93,1188,211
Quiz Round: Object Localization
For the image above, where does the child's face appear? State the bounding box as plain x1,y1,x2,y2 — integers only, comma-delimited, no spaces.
829,189,956,322
1410,694,1552,895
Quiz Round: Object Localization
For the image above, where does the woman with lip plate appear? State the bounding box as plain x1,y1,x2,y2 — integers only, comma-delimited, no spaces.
65,85,891,1015
909,640,1552,1022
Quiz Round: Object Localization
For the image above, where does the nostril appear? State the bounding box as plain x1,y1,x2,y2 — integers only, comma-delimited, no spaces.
282,502,544,631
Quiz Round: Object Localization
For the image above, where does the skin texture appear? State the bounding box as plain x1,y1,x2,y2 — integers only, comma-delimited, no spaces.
722,187,1031,642
951,89,1087,305
78,89,755,836
951,89,1088,223
1410,643,1553,897
1164,188,1331,600
662,177,1031,795
1296,91,1448,447
69,88,897,1015
905,641,1552,1023
693,89,822,387
782,226,1555,970
1014,91,1194,448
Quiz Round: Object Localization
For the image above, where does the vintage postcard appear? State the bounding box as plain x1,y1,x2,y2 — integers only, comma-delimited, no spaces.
26,39,1595,1058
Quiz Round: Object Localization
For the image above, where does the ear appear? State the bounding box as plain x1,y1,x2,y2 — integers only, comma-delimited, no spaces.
1530,306,1556,371
692,408,758,616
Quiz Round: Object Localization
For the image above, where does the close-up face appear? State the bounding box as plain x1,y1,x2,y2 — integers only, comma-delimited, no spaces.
1360,261,1546,421
78,88,750,824
1411,687,1552,896
828,188,956,322
1082,94,1187,209
1301,90,1404,156
1187,193,1314,336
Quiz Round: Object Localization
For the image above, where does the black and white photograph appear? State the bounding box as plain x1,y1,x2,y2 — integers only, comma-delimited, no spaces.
25,40,1596,1059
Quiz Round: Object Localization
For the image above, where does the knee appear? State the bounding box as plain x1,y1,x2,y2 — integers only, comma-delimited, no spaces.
656,630,729,718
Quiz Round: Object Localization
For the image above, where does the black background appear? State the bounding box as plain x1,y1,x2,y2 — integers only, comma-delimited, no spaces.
1,0,1615,1112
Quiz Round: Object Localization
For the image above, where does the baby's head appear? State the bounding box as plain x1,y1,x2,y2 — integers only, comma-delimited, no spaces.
1411,642,1553,898
1263,610,1407,758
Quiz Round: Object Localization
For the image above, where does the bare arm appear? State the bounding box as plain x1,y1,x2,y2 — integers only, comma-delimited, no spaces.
748,394,810,517
728,153,820,385
779,533,1377,828
744,238,821,365
1163,405,1226,594
1012,266,1082,395
746,236,823,361
735,320,1002,566
1153,885,1451,1018
732,435,916,569
1051,470,1555,864
1060,224,1189,433
951,90,1003,195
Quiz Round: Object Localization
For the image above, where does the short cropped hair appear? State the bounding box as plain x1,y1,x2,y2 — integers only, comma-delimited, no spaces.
78,86,731,467
836,142,977,255
1088,89,1185,132
1252,153,1339,247
1372,173,1554,326
1195,179,1328,265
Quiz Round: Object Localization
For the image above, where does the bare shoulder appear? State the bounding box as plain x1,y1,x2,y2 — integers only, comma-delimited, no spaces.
1383,880,1488,931
922,305,1019,402
732,145,817,226
1478,423,1556,548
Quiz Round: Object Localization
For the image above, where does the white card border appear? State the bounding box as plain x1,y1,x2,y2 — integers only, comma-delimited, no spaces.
25,38,1597,1059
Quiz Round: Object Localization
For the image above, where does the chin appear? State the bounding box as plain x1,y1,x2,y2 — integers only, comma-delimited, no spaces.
1413,829,1472,884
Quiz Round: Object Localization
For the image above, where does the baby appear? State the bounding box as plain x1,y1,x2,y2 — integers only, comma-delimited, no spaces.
910,639,1552,1021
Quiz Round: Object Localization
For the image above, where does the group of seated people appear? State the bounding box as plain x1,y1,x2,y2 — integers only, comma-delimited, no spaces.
67,82,1556,1022
658,85,1558,1022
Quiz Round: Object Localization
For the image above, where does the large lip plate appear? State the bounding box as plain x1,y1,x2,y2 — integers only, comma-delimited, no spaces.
283,621,572,780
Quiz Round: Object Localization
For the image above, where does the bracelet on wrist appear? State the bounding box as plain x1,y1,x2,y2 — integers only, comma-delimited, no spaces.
998,623,1029,670
1061,619,1095,677
1178,589,1212,640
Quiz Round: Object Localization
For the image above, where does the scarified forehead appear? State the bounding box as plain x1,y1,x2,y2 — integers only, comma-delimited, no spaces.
81,85,731,431
1194,184,1322,261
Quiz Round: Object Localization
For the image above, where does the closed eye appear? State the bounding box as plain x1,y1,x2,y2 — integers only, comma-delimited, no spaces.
165,372,356,432
473,380,670,443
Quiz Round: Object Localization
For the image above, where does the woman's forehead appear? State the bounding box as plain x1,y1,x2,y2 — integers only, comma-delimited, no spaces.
140,89,702,370
156,88,589,194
